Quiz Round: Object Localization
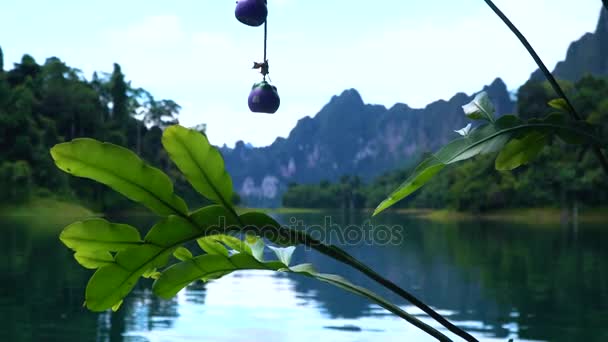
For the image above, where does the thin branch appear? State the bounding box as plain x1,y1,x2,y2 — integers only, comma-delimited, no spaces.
300,236,480,342
483,0,608,175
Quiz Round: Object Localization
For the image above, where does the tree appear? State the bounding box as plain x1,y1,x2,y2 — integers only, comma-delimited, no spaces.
0,160,32,203
0,45,4,72
90,71,112,122
110,63,128,123
143,97,181,128
0,49,185,211
7,55,41,87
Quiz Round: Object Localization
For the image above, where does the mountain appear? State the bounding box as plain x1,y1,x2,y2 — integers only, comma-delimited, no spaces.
531,8,608,81
225,8,607,207
222,78,514,206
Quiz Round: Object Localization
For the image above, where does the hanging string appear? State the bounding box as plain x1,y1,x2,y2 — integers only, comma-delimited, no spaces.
264,19,268,61
263,18,268,81
252,1,270,81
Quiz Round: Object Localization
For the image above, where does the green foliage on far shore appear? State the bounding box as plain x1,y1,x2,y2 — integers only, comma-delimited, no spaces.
0,197,96,230
0,46,216,212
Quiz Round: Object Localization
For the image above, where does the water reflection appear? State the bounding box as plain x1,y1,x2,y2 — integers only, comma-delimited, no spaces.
1,212,607,341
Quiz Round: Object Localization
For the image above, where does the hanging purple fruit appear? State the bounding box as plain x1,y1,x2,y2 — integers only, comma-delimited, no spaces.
235,0,268,27
249,81,280,114
235,0,280,114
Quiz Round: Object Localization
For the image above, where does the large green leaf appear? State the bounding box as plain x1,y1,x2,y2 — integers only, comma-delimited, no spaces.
173,247,193,261
84,205,237,311
197,237,230,257
86,243,171,311
162,125,234,206
373,113,603,216
495,131,548,170
373,118,516,216
51,138,188,216
197,234,252,257
74,251,114,269
60,219,142,253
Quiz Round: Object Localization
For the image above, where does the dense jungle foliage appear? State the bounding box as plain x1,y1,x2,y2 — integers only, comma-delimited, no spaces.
0,46,225,211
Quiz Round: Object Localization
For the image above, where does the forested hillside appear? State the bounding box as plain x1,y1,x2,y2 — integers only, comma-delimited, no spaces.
0,47,209,211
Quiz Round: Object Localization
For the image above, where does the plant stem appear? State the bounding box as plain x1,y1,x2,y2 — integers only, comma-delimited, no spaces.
295,234,479,342
312,272,454,342
482,0,608,175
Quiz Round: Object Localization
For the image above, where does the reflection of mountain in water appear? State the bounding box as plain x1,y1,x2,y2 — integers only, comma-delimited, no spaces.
273,213,608,342
2,213,607,342
433,221,608,342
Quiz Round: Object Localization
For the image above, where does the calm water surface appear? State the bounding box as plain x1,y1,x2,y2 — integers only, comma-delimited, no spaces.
1,211,607,341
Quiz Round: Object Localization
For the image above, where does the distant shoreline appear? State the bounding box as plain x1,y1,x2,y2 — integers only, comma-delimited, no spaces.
2,198,606,226
253,207,608,224
0,197,97,228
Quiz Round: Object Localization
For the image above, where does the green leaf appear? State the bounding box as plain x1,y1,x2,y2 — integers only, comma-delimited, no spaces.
245,235,265,262
288,263,316,273
373,159,445,216
60,219,142,253
111,300,123,312
373,122,512,216
142,268,160,279
84,206,237,311
373,113,604,216
548,98,569,112
214,235,252,253
495,131,548,170
51,138,188,216
74,251,114,269
462,91,495,121
162,125,234,206
197,237,229,256
173,247,193,261
197,234,252,257
153,253,285,299
86,244,171,311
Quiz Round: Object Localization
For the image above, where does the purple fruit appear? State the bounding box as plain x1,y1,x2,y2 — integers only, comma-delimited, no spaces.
248,81,280,114
235,0,268,27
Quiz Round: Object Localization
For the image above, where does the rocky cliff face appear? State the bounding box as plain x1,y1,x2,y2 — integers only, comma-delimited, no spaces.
531,8,608,81
222,78,514,206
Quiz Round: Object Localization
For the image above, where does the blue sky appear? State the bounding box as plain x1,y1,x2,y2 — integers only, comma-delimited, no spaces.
0,0,602,147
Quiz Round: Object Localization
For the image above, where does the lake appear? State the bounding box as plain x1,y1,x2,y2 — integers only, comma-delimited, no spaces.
1,210,607,342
